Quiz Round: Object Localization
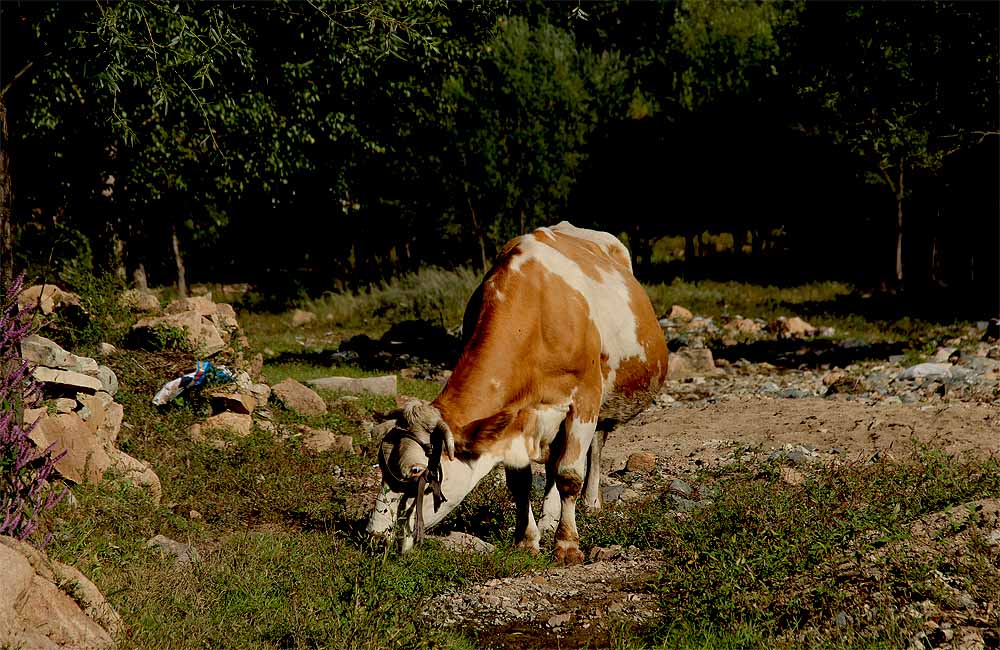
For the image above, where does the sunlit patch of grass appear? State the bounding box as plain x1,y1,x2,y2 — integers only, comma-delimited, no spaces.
588,450,1000,648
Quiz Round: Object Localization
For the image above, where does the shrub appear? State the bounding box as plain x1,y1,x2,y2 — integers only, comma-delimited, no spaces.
0,275,66,544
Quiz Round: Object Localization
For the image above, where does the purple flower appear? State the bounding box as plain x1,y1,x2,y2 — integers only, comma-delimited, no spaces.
1,275,67,545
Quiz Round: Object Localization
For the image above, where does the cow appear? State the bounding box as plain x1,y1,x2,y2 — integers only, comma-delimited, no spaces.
367,222,668,565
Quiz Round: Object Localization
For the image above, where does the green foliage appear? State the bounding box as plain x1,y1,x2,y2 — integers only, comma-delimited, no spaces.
440,14,628,257
671,0,800,110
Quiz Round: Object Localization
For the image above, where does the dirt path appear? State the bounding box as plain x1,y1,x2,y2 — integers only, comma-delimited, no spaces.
607,396,1000,473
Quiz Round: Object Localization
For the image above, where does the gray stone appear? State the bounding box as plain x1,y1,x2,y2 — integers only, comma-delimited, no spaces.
145,535,200,564
897,362,953,381
669,479,694,497
94,365,118,396
433,531,496,554
671,495,710,513
306,375,397,396
21,335,98,374
601,484,626,504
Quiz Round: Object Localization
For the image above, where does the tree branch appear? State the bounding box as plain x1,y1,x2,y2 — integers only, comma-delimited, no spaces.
1,61,35,99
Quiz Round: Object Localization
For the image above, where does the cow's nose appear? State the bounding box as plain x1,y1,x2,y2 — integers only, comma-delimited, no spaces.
408,464,426,478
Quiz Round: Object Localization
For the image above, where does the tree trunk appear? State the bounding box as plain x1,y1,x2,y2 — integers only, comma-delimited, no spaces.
684,232,695,262
894,170,904,286
467,199,488,273
171,224,187,298
133,264,148,291
0,96,12,297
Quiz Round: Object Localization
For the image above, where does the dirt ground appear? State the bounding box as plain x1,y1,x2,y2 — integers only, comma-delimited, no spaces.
607,396,1000,473
426,388,1000,650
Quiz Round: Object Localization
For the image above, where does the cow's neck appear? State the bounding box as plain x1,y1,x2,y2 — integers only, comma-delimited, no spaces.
419,450,502,530
433,354,521,453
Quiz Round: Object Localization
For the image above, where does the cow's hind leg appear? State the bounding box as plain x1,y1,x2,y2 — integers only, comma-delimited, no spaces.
582,429,607,511
505,465,540,554
554,411,597,566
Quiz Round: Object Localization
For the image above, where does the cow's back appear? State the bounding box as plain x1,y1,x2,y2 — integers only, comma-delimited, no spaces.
455,222,667,429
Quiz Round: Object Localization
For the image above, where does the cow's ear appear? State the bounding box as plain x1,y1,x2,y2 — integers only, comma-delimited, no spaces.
374,407,405,423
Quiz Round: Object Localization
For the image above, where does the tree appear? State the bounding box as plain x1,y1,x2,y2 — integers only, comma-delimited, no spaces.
792,2,998,287
438,15,627,269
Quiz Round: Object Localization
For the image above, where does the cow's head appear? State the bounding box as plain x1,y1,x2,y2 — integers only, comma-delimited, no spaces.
367,401,459,550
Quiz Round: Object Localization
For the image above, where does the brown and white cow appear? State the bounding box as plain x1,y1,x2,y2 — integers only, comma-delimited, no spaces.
367,222,668,565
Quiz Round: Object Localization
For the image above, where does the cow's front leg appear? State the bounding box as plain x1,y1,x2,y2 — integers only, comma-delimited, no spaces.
554,413,596,566
505,465,540,554
537,455,561,535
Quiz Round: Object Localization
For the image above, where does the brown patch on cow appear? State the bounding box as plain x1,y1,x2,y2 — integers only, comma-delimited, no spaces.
556,471,583,497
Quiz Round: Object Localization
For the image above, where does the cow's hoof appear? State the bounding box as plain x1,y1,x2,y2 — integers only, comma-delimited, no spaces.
555,542,584,566
516,539,541,556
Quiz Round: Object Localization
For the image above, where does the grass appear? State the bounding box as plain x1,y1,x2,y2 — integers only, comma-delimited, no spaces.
25,267,993,649
579,451,1000,649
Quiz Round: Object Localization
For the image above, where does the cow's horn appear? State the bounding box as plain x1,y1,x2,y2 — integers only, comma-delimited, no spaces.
435,417,455,461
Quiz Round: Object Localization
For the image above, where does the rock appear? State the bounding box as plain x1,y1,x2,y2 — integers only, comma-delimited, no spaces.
779,466,805,485
30,413,112,484
668,305,693,322
21,335,98,375
108,449,162,503
898,362,953,381
0,535,119,650
823,372,866,395
671,495,710,512
52,398,77,414
163,295,217,317
96,343,118,357
547,613,573,628
771,316,817,338
133,311,226,357
433,531,496,554
667,347,717,380
601,484,626,504
17,284,81,315
932,347,960,363
300,427,354,454
31,367,102,393
210,392,255,415
291,309,317,326
145,535,200,564
202,412,253,437
669,479,694,497
272,378,327,416
625,452,656,473
589,544,624,562
306,375,397,396
188,509,203,521
726,318,763,334
120,289,160,312
94,366,117,396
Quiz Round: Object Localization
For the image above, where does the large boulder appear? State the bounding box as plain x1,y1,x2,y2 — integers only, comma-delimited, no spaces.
29,412,160,503
272,378,327,416
119,289,160,313
0,535,120,649
17,285,82,315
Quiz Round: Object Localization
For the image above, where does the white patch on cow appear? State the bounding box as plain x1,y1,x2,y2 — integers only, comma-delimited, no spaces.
537,226,557,241
510,223,644,403
490,378,503,392
535,402,570,445
495,289,505,302
549,221,633,273
504,437,532,468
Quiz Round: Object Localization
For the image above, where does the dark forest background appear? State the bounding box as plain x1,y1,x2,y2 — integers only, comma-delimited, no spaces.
2,0,997,313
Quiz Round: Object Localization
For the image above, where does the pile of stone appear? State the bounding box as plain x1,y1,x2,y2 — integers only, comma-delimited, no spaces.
132,294,250,362
21,334,162,502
